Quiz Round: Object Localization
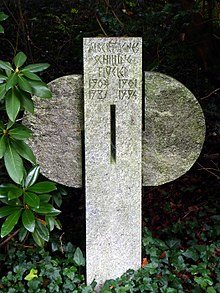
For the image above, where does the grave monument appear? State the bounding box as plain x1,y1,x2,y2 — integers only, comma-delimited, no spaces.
23,37,206,288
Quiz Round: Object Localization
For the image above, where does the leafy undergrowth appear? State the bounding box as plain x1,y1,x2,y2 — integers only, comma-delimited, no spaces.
0,212,219,293
0,241,87,293
102,220,220,293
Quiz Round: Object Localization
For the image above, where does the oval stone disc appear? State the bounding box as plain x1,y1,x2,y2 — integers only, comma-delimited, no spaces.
23,75,83,188
23,73,205,188
142,72,206,186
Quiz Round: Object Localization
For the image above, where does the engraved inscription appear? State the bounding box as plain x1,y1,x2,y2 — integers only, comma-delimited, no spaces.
119,90,137,100
89,90,107,100
88,41,140,53
94,54,132,65
89,79,109,89
118,79,137,100
86,39,141,101
119,79,137,89
98,66,128,78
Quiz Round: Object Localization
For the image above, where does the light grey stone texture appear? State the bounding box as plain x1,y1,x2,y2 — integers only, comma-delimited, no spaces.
22,75,83,188
83,37,142,286
22,72,205,189
142,72,206,186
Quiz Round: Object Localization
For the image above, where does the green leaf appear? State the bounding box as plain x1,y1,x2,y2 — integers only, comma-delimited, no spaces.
74,247,85,266
0,135,7,158
8,187,22,200
1,208,22,237
32,228,44,247
18,225,28,242
5,68,12,78
7,198,22,207
166,239,181,249
207,287,217,293
0,74,7,82
0,83,6,100
11,140,36,164
33,203,60,216
22,63,50,73
6,120,14,129
0,183,18,195
4,144,24,184
0,60,13,71
5,89,21,122
0,12,8,22
54,218,62,230
0,121,4,130
19,91,34,113
38,194,51,202
28,181,57,193
182,248,199,262
63,266,77,281
194,276,213,289
9,123,32,140
28,80,52,99
18,76,32,94
22,209,35,232
24,165,40,188
35,220,49,242
24,192,40,208
21,70,42,81
53,193,62,207
0,24,4,33
45,216,55,231
0,206,21,218
24,268,38,281
5,72,18,91
14,52,27,68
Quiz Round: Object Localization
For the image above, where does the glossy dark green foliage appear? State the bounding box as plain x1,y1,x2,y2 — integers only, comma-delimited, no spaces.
0,164,61,247
0,51,51,121
0,220,219,292
0,12,60,247
0,121,34,183
0,49,51,184
0,241,87,292
100,218,220,293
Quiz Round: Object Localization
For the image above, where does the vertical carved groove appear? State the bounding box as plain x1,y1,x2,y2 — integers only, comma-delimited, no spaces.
142,73,145,131
110,104,116,163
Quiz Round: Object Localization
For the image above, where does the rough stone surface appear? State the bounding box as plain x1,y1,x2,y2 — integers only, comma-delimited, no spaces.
22,72,205,189
143,72,206,186
84,37,142,286
22,75,83,188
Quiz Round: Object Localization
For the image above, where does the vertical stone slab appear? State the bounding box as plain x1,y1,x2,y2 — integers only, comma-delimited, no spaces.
84,38,142,286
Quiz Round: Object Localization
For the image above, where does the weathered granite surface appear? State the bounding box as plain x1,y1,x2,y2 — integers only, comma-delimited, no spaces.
142,72,206,186
22,75,83,188
23,71,205,190
84,37,142,286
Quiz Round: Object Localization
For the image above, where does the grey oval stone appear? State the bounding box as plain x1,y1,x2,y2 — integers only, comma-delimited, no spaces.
23,72,205,188
23,75,83,188
142,72,206,186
